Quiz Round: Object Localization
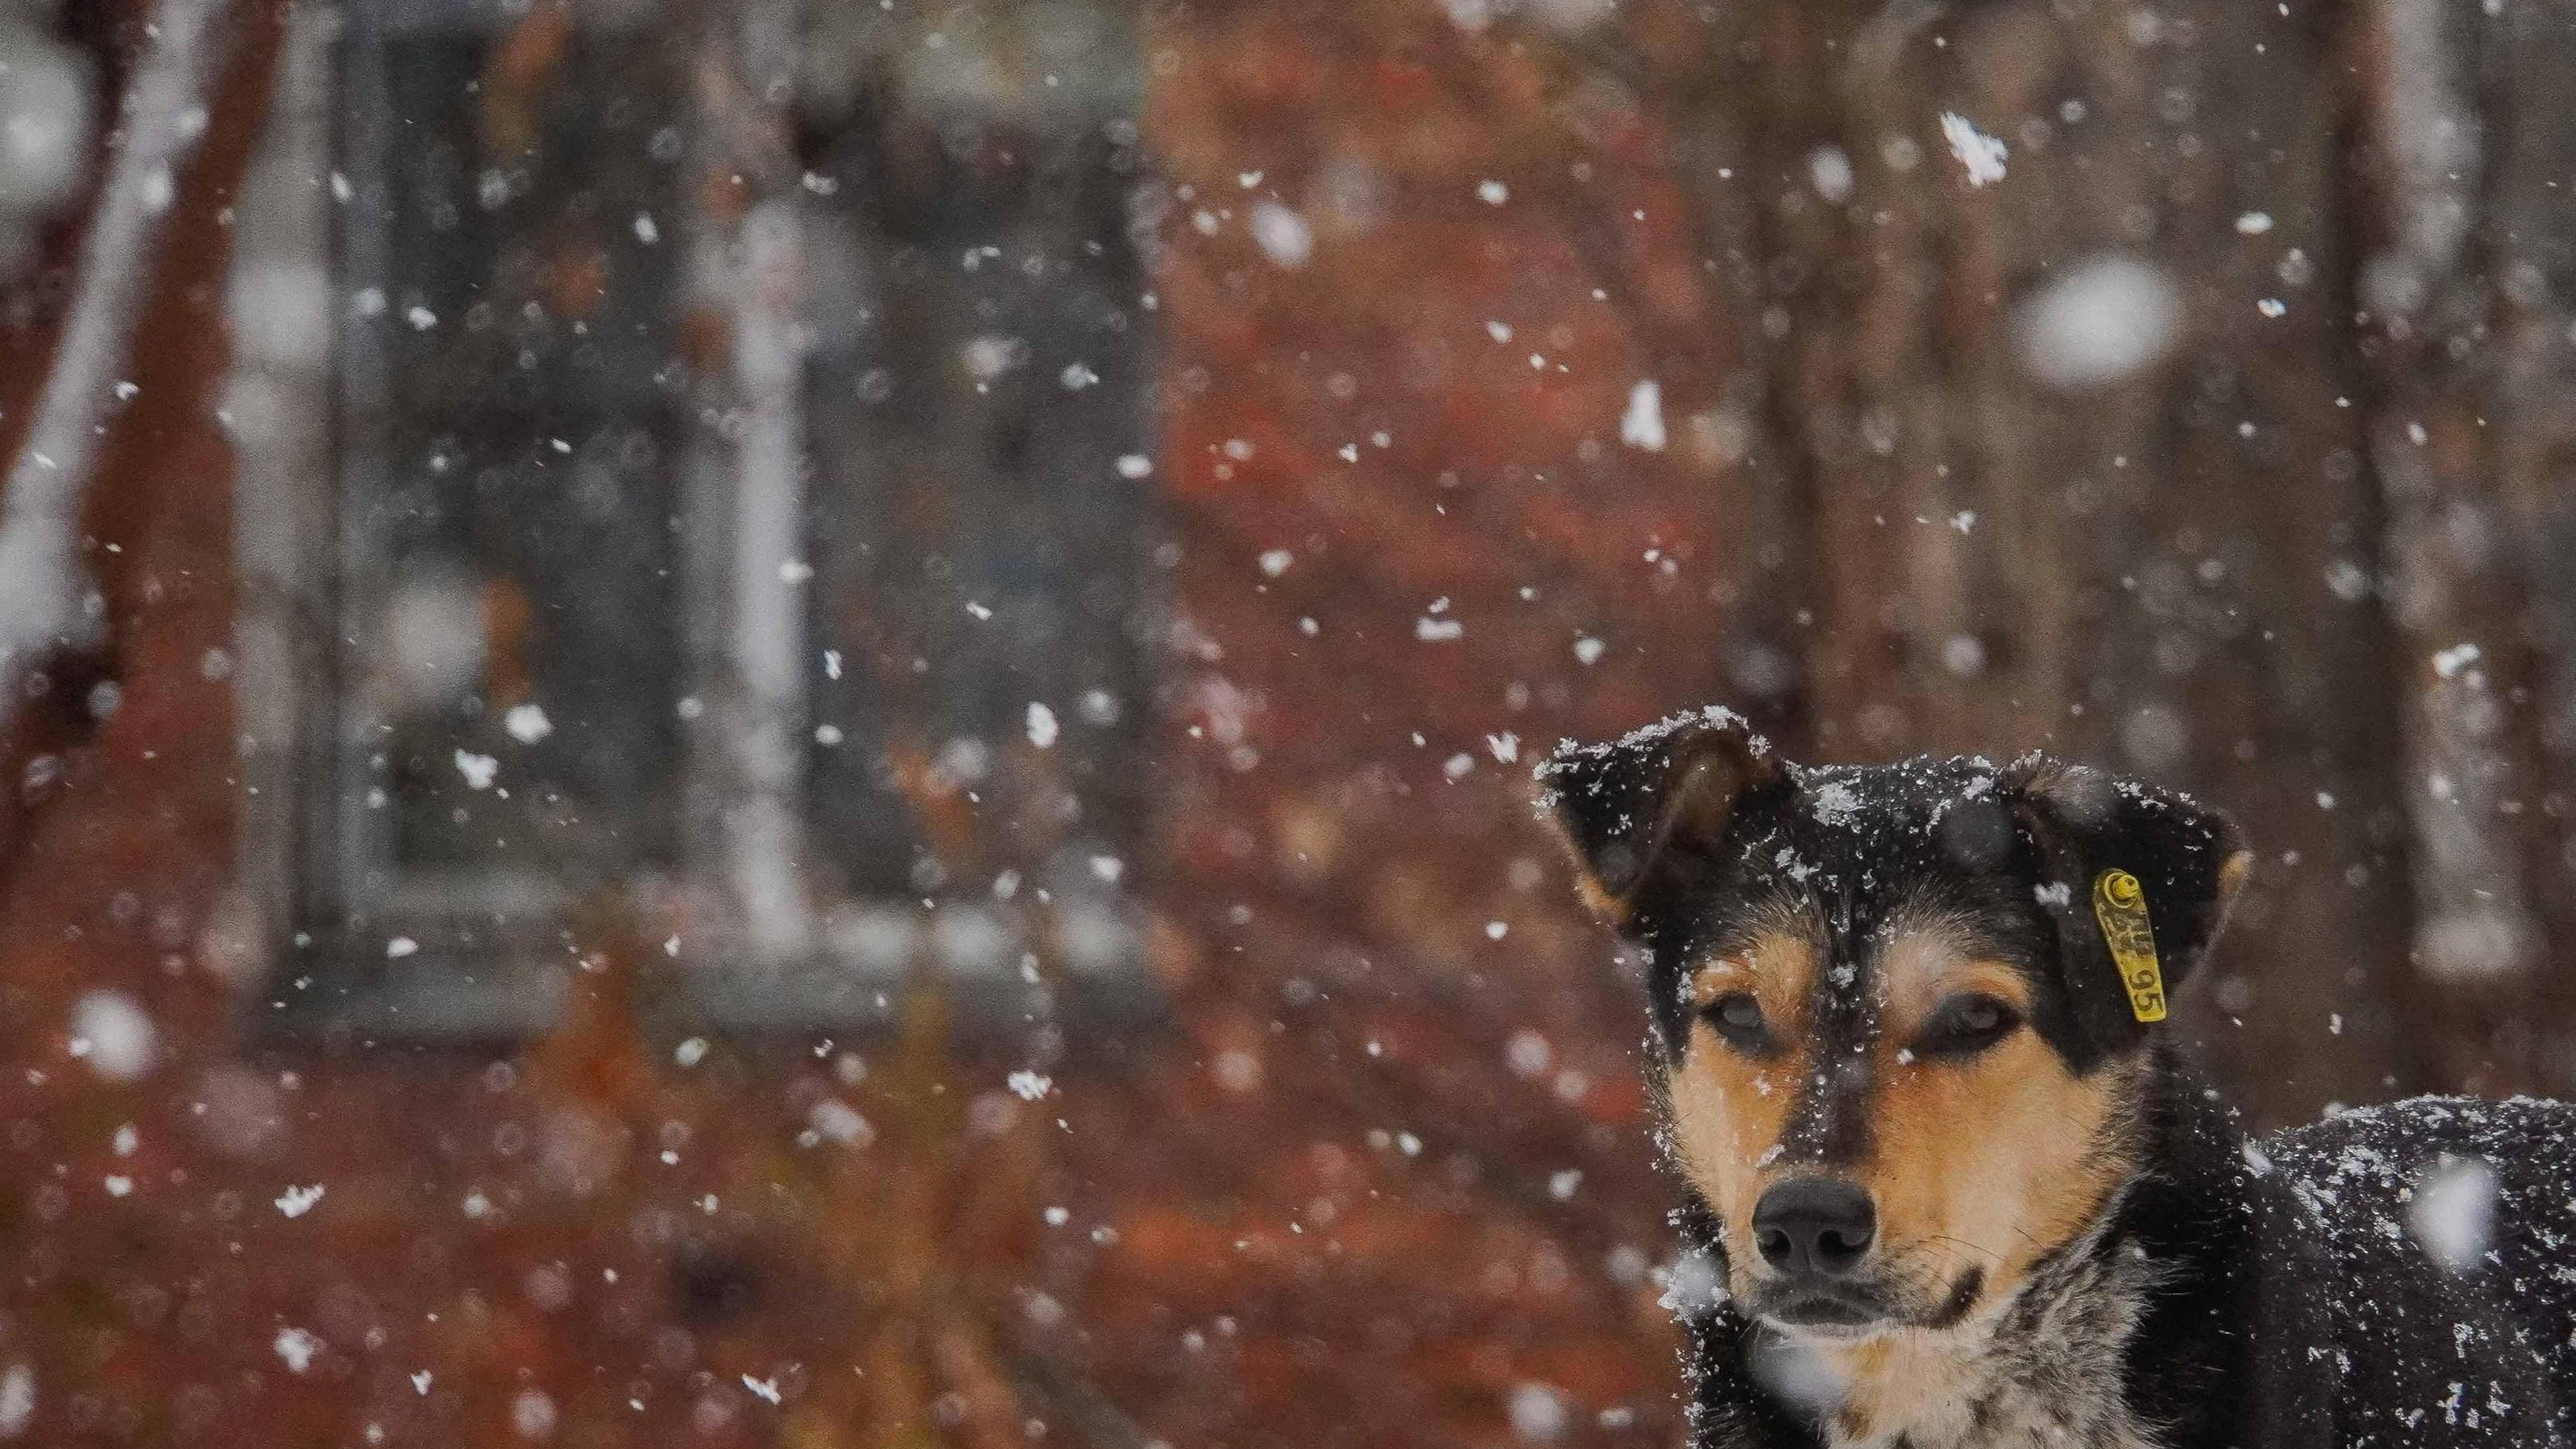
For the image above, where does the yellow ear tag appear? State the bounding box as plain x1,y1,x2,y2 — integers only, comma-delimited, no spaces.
2092,869,2168,1023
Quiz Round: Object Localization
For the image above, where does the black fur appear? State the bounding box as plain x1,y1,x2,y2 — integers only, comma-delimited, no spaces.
1541,709,2576,1449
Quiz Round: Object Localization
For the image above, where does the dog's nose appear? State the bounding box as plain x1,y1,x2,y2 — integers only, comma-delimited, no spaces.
1752,1178,1876,1277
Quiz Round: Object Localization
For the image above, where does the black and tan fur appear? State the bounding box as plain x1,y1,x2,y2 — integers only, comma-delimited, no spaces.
1540,706,2576,1449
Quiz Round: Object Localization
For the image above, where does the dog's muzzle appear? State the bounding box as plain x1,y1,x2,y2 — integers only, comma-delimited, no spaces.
1745,1177,1986,1334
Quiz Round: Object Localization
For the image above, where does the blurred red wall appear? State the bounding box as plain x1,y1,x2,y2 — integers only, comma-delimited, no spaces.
0,4,1726,1447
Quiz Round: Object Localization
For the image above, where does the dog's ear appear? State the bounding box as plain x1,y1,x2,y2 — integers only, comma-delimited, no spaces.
1537,708,1780,925
2003,755,2253,1050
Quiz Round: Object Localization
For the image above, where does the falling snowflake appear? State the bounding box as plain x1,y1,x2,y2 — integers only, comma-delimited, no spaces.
807,1099,872,1146
1620,380,1667,451
1249,201,1313,268
2014,254,2180,389
1808,146,1855,204
1939,111,2007,186
2410,1156,2499,1273
67,991,156,1082
511,1390,557,1439
1507,1029,1553,1077
1509,1383,1569,1441
0,1365,33,1438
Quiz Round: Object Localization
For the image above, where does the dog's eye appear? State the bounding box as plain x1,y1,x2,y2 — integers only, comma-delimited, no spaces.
1703,992,1768,1049
1914,994,2020,1056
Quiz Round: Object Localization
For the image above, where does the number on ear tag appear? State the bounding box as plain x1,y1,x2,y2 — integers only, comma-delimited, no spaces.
2092,869,2168,1023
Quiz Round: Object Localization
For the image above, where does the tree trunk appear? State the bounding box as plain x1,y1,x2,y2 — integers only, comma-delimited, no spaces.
1608,0,2422,1123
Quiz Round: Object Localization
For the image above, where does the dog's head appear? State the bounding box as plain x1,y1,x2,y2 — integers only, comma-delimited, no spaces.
1540,708,2249,1339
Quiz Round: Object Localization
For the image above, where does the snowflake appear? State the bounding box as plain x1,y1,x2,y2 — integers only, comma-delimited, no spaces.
1940,111,2007,186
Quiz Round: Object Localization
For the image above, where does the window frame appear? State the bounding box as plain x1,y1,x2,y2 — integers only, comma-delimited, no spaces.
229,0,1163,1043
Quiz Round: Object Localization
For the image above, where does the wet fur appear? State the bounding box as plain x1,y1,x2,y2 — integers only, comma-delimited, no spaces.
1542,709,2576,1449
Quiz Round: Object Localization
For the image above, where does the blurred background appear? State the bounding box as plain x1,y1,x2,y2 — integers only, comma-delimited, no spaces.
0,0,2569,1443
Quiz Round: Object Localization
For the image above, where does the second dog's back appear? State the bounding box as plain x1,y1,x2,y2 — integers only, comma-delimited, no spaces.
2265,1096,2576,1432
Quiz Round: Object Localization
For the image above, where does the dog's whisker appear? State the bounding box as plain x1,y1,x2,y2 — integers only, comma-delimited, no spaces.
1924,1232,2006,1269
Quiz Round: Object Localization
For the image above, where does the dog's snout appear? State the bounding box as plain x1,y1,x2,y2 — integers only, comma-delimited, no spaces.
1752,1178,1876,1277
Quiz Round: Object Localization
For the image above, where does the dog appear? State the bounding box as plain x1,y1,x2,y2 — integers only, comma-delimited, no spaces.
1538,706,2576,1449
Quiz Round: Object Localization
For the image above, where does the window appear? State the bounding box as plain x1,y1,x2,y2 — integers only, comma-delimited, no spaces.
231,0,1159,1039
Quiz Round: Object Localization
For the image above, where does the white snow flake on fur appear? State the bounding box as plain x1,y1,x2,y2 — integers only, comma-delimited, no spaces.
1808,779,1863,826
